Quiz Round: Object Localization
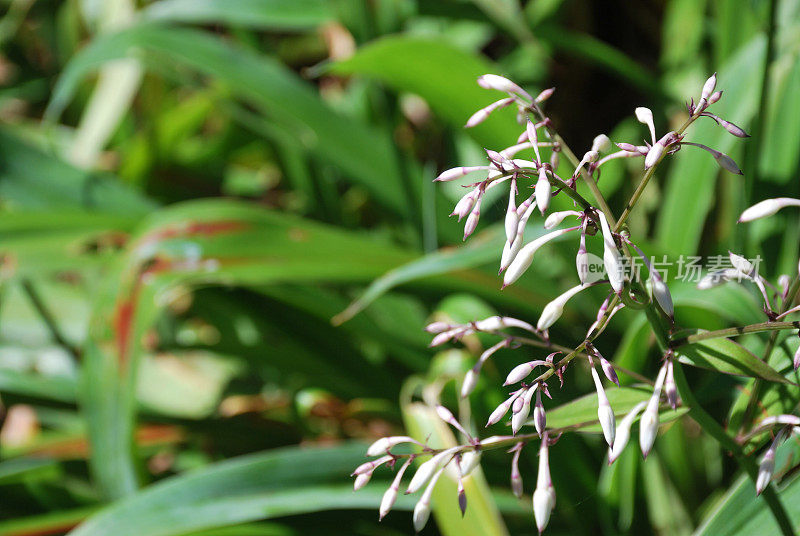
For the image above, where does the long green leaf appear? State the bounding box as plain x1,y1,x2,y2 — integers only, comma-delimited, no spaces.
45,24,409,215
675,333,788,383
141,0,332,29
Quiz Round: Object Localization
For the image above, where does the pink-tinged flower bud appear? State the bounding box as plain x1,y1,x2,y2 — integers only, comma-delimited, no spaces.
664,360,678,410
367,437,420,457
717,117,749,137
424,321,451,334
533,435,556,534
352,454,394,476
354,472,372,490
510,446,524,498
477,74,531,99
709,90,723,104
535,169,551,214
793,343,800,371
535,87,555,103
463,197,483,240
459,450,481,476
487,390,523,427
739,197,800,222
591,367,616,447
428,326,466,347
451,188,480,221
473,315,535,332
435,165,488,182
406,448,457,494
599,354,619,387
500,235,523,274
700,73,717,103
505,360,549,385
527,119,542,162
380,458,413,520
592,134,611,153
505,181,519,242
537,283,589,331
544,210,581,230
465,97,515,128
598,212,625,292
635,107,656,144
616,142,643,153
512,386,538,434
503,227,578,287
607,401,647,464
756,430,786,495
413,467,444,532
640,364,668,459
534,389,546,436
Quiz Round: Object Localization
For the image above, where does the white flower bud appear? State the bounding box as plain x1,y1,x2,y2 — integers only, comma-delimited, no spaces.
435,165,487,182
739,198,800,222
458,450,481,476
664,360,678,410
477,74,530,99
608,401,647,464
503,227,577,287
535,87,555,103
486,391,523,427
644,141,664,169
591,134,611,153
500,235,523,273
794,344,800,372
463,197,482,240
729,251,755,276
379,459,412,520
598,212,624,292
505,361,546,385
424,321,450,334
413,467,444,532
533,437,555,533
535,168,551,215
406,448,457,494
591,367,615,447
352,454,394,475
512,386,538,435
640,364,668,459
700,73,717,102
462,367,479,397
367,437,419,457
451,188,480,220
756,430,785,496
505,185,519,242
465,97,515,128
708,90,722,104
544,210,581,230
537,283,588,331
354,472,371,490
635,107,656,144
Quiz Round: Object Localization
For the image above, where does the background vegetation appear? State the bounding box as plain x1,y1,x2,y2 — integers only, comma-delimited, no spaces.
0,0,798,534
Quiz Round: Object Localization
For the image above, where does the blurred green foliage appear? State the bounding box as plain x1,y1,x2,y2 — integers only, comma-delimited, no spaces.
0,0,798,534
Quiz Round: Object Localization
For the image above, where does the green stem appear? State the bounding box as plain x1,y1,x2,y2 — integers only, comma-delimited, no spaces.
672,361,795,536
669,321,800,346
